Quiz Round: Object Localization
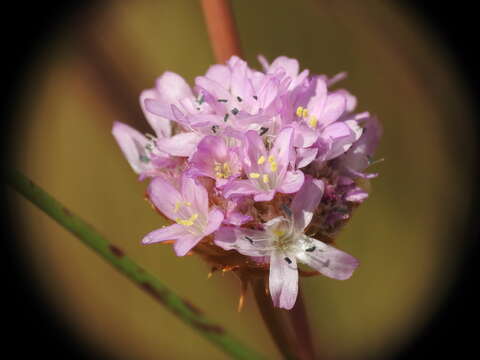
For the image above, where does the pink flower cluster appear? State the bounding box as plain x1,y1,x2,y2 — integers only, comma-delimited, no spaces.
113,56,381,309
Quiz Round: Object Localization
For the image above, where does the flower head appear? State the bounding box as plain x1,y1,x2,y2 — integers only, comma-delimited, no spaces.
113,55,381,310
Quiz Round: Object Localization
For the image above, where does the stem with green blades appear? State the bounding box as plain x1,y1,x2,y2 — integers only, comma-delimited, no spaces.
6,169,265,360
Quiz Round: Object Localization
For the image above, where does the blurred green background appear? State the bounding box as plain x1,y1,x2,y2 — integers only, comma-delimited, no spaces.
10,1,475,359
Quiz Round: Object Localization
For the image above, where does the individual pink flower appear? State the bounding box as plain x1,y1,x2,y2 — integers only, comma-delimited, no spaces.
215,176,359,309
187,135,242,187
142,175,224,256
223,127,304,201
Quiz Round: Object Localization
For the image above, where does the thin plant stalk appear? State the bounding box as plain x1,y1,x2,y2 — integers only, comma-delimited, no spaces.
6,169,265,360
200,2,317,359
200,0,242,63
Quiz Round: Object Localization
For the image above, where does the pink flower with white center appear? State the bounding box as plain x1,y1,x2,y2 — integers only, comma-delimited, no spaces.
223,127,304,201
215,176,359,309
187,135,243,187
142,175,224,256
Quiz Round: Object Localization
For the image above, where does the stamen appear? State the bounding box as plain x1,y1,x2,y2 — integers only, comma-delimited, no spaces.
302,108,309,118
296,106,304,117
218,99,228,103
270,161,277,172
306,246,316,252
211,125,219,134
231,108,239,115
249,172,260,179
236,96,242,102
257,156,266,165
176,213,199,227
262,174,269,184
284,257,292,264
224,113,229,122
253,95,258,100
245,236,254,244
198,94,205,105
268,155,275,163
259,127,269,136
309,116,318,128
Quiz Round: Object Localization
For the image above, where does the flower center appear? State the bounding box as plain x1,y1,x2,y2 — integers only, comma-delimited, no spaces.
296,106,318,128
214,162,231,179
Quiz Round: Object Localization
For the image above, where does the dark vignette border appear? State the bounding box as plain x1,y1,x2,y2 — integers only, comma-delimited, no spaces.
2,1,479,359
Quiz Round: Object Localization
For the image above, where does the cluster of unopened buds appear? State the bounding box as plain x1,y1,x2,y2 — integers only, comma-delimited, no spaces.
113,55,381,310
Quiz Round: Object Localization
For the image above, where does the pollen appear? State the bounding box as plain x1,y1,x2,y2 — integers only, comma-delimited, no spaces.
296,106,304,117
257,156,266,165
176,213,199,226
262,174,270,184
309,116,318,128
174,201,192,213
270,161,278,172
214,162,231,179
302,108,309,118
249,172,260,179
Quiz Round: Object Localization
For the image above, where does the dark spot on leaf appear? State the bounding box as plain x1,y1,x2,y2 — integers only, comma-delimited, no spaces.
191,320,225,334
109,244,125,257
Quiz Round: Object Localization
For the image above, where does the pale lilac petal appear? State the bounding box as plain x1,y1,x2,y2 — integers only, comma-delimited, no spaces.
205,64,231,87
321,93,347,126
214,226,273,257
181,176,209,216
112,121,150,174
292,124,318,148
173,234,204,256
345,188,369,202
156,132,201,157
223,179,259,199
204,208,225,235
269,56,299,78
253,190,276,202
144,98,173,120
296,147,318,168
139,89,172,137
290,176,324,231
277,170,304,194
269,251,299,310
156,71,193,104
257,55,269,72
147,177,182,220
142,224,187,244
296,239,359,280
270,127,294,170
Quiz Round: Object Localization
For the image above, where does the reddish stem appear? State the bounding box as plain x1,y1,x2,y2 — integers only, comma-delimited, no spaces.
200,0,243,63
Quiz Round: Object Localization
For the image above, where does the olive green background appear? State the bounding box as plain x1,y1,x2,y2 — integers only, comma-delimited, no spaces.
11,1,474,359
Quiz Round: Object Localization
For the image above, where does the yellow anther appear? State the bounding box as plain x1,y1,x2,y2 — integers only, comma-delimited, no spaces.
223,163,230,171
174,201,192,213
176,213,198,227
262,174,270,184
257,156,266,165
249,172,260,179
270,161,278,172
296,106,304,117
302,108,309,118
216,172,225,178
268,155,275,163
309,116,318,128
273,229,285,237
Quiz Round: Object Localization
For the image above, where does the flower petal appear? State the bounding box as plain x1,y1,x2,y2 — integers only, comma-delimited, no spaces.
156,132,201,157
139,89,172,137
147,177,182,220
112,121,150,174
156,71,193,104
181,176,209,216
142,224,187,244
277,170,304,194
214,226,273,257
269,251,299,310
290,176,324,231
204,208,225,235
173,234,204,256
296,239,359,280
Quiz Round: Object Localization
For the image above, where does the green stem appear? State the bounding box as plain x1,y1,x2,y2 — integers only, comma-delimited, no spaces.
6,169,266,360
